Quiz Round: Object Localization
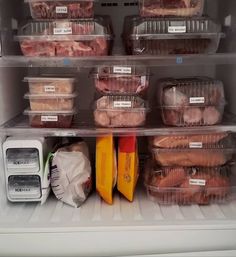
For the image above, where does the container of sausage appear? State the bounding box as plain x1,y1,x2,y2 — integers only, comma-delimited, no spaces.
158,77,226,126
139,0,204,17
26,0,95,19
123,16,224,55
94,95,148,127
144,162,236,205
15,18,113,57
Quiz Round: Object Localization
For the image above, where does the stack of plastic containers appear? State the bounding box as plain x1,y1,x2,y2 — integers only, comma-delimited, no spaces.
93,66,150,127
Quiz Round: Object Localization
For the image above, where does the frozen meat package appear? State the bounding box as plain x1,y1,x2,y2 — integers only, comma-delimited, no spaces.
139,0,204,17
123,16,223,55
26,0,95,19
50,140,92,208
157,77,226,126
16,18,113,57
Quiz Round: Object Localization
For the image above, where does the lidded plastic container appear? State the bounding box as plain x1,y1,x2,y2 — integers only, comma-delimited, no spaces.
26,0,95,19
158,77,225,126
123,16,223,55
94,95,148,127
139,0,204,17
93,66,150,95
16,18,113,57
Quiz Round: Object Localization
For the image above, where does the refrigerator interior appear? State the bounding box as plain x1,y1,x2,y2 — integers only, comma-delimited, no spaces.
1,0,236,256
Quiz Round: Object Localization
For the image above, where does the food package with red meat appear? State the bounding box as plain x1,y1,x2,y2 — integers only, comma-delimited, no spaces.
92,66,150,96
26,0,95,19
123,16,223,55
24,109,76,128
157,77,226,126
139,0,204,17
94,95,148,127
144,162,236,205
16,18,113,57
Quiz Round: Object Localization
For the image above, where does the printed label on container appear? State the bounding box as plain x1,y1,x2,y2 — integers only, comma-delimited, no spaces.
141,76,146,86
41,116,58,122
189,142,203,149
56,6,68,14
189,97,205,104
53,27,72,35
168,26,186,33
44,85,56,92
113,101,132,108
189,179,206,186
9,186,40,198
113,66,132,74
7,159,38,169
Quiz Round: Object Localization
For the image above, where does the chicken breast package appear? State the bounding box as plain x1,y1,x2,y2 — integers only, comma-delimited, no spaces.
16,18,113,57
158,77,226,126
94,95,148,127
50,141,92,207
145,163,236,205
93,66,150,96
123,16,223,55
139,0,204,17
26,0,95,19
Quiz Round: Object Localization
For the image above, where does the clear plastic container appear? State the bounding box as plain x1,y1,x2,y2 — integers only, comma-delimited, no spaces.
158,77,225,126
123,16,223,55
93,66,150,95
24,76,76,94
139,0,204,17
94,95,148,127
24,109,76,128
144,163,236,205
16,18,113,57
25,92,77,111
26,0,95,19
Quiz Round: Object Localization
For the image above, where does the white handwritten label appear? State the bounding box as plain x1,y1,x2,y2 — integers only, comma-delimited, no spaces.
141,76,146,86
168,26,186,33
113,101,132,108
113,66,132,74
189,179,206,186
190,97,205,104
189,142,203,149
44,85,55,92
41,116,58,122
56,6,68,14
53,27,72,35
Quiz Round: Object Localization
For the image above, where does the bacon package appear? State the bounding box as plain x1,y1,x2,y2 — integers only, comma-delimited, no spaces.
139,0,204,17
26,0,94,19
16,18,113,57
145,163,236,205
158,77,226,126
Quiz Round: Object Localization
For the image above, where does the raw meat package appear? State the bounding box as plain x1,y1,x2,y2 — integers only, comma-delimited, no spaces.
16,18,113,57
50,141,92,207
96,135,117,205
118,136,139,202
158,77,225,126
26,0,94,19
94,95,148,127
25,92,77,111
24,109,76,128
144,163,236,205
123,16,223,55
139,0,204,17
24,76,76,94
93,66,149,96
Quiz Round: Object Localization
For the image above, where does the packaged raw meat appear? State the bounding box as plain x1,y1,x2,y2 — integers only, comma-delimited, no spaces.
24,109,76,128
25,92,77,111
144,163,236,205
94,95,148,127
26,0,94,19
24,76,76,94
123,16,223,55
16,18,113,57
139,0,204,17
93,66,150,96
158,77,226,126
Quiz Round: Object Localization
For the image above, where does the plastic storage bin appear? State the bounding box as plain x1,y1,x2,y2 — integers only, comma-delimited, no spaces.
25,92,77,111
93,66,150,95
24,109,76,128
123,16,223,55
26,0,95,19
144,164,236,205
139,0,204,17
24,76,76,94
158,77,225,126
16,18,113,57
94,95,148,127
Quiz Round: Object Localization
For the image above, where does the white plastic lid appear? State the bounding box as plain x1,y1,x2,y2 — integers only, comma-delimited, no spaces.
24,92,78,99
